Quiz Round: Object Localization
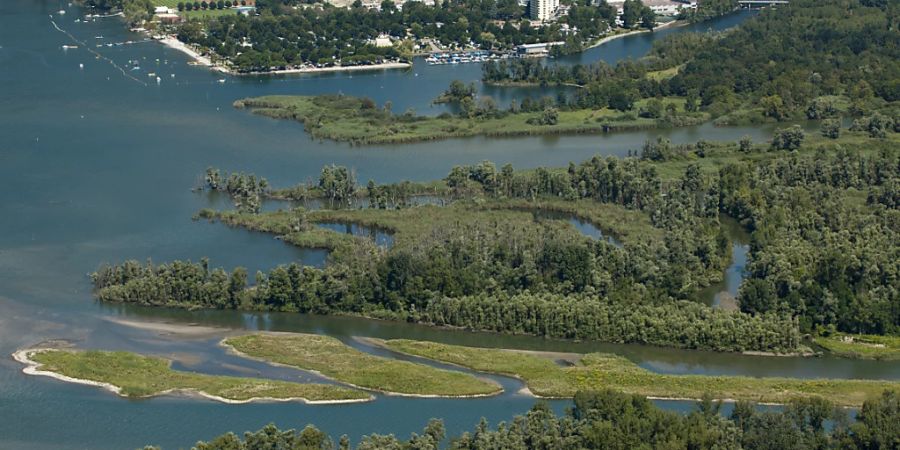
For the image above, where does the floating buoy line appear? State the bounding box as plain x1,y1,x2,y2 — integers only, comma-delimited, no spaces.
49,16,147,86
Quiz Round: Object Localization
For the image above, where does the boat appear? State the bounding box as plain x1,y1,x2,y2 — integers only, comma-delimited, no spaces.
58,10,66,14
217,79,226,83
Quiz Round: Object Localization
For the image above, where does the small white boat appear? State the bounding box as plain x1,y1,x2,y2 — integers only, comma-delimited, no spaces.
217,79,226,83
79,63,84,69
156,76,161,84
58,10,66,15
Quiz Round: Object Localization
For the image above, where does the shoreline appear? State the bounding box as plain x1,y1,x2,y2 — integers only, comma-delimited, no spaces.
12,348,372,405
220,334,504,399
156,20,681,79
586,20,684,50
155,35,410,76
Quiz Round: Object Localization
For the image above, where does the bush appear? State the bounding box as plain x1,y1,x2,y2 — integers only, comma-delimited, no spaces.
771,125,805,150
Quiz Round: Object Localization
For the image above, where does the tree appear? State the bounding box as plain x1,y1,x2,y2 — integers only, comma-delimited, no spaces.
527,108,558,125
739,135,753,152
622,0,643,28
761,95,787,120
820,118,840,139
177,2,185,10
640,98,663,118
867,113,894,138
640,6,656,29
771,125,804,150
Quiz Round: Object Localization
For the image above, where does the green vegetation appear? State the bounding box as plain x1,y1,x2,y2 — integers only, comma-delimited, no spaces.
26,349,369,402
813,334,900,361
485,0,899,126
93,129,899,354
234,94,701,145
381,339,899,407
224,333,501,397
175,390,900,450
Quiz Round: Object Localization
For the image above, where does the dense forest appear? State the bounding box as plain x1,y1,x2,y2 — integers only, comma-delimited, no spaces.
484,0,900,122
721,148,900,335
147,389,900,450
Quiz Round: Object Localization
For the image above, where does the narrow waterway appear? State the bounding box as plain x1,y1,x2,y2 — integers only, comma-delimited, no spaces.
0,2,891,449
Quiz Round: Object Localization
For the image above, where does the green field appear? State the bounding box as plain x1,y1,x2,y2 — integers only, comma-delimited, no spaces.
380,339,900,406
814,334,900,361
224,334,502,397
27,349,369,403
233,95,705,145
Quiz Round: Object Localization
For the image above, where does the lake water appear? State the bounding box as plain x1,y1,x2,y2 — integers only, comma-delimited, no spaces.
0,2,895,449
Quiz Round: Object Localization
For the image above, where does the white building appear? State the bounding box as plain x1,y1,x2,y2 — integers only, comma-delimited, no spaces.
529,0,560,21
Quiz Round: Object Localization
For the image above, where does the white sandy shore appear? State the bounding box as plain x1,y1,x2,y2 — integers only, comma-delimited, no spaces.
156,35,410,76
222,334,504,399
12,348,372,405
157,36,220,70
587,20,684,49
234,62,412,76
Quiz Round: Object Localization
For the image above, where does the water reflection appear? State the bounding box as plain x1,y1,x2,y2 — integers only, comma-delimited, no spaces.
315,222,395,248
531,209,623,247
695,215,751,309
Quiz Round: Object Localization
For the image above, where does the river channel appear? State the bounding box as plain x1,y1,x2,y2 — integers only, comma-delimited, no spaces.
0,2,895,449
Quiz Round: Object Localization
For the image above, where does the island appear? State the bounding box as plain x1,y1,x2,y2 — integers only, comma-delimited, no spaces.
233,94,702,145
377,339,900,407
13,348,371,404
223,333,502,397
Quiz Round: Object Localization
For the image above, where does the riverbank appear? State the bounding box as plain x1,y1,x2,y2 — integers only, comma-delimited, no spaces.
813,334,900,361
223,333,503,397
586,20,684,50
13,348,372,404
379,339,900,407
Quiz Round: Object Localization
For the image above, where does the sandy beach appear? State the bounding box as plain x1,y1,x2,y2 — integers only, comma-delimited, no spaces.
587,20,684,49
156,35,410,76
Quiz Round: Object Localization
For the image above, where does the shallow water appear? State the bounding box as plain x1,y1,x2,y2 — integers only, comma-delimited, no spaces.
0,2,894,448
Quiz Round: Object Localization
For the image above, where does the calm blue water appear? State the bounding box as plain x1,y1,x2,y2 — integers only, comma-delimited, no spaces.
0,2,892,449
